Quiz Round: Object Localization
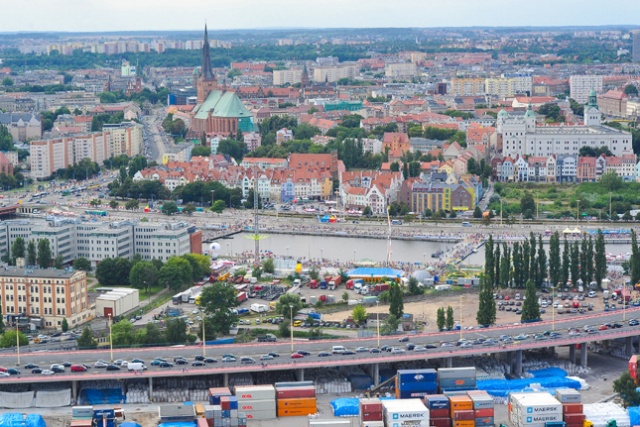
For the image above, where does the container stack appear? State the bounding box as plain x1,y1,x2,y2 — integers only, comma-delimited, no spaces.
423,395,450,427
360,398,384,427
437,368,477,393
71,405,93,427
382,399,430,427
396,369,438,399
509,392,563,427
234,385,276,420
209,388,233,405
467,390,495,427
159,404,196,424
275,383,317,417
556,389,584,427
448,395,474,427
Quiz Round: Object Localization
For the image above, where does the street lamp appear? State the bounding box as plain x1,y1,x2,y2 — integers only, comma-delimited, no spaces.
551,286,555,331
289,305,294,353
459,295,463,340
353,249,356,262
16,322,20,366
108,313,113,363
376,301,380,349
202,316,207,358
320,248,324,261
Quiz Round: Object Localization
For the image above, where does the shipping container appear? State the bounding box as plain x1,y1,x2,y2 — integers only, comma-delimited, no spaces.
429,409,449,418
475,416,495,426
562,404,583,414
309,421,352,427
555,389,581,404
70,421,92,427
277,407,317,417
563,414,585,424
453,411,474,421
275,381,314,388
72,406,94,419
398,382,438,393
362,422,385,427
195,403,205,417
424,395,450,410
439,378,477,389
474,408,495,417
383,399,430,427
277,398,317,408
437,367,476,379
398,369,438,382
238,400,276,412
362,412,384,422
429,418,451,427
197,419,209,427
276,386,317,399
448,396,473,412
360,398,384,413
452,421,474,427
241,409,277,420
209,387,232,405
235,385,276,401
398,391,431,400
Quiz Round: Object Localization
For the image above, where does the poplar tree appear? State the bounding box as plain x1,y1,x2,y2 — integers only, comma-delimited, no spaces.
476,274,496,326
586,236,595,284
538,235,547,287
522,240,530,285
529,232,537,284
595,230,607,287
521,279,541,323
513,242,523,288
494,244,501,289
631,230,640,286
580,238,589,285
570,241,580,285
561,237,570,287
500,245,510,288
485,236,495,288
549,232,561,287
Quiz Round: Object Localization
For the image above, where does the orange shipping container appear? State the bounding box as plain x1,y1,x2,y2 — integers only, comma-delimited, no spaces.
452,421,474,427
277,407,317,417
563,404,584,414
195,404,205,417
277,398,317,408
449,396,473,412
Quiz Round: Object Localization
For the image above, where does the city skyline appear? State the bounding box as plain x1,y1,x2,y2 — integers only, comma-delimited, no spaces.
1,0,640,33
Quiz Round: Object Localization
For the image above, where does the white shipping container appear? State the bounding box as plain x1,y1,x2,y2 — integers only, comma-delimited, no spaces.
309,421,352,427
235,385,276,400
237,399,276,411
242,409,277,420
383,399,429,427
362,422,385,427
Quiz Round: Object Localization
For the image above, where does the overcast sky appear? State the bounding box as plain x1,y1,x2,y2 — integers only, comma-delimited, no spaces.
1,0,640,32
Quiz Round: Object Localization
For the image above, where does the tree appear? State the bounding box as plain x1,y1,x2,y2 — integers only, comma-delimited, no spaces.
538,235,547,287
0,304,4,334
2,77,14,87
54,254,64,269
570,241,580,284
0,330,28,348
111,319,135,347
595,230,607,287
473,206,482,219
476,274,496,326
388,282,404,318
125,199,139,210
182,203,196,216
109,200,119,210
436,307,445,331
210,200,225,214
278,320,291,338
352,305,368,325
11,237,26,265
600,171,623,192
263,257,275,274
165,318,188,344
362,206,373,216
37,238,52,268
158,257,193,290
624,84,639,96
561,237,570,287
61,318,69,332
182,253,211,281
520,192,536,219
631,230,640,287
275,294,304,317
382,314,400,334
144,322,165,346
192,146,211,157
613,372,640,407
27,240,36,266
521,279,541,322
408,277,423,295
549,232,561,287
199,283,240,335
74,257,92,272
76,327,97,349
162,201,179,216
342,291,349,303
484,235,495,287
129,261,159,294
445,306,454,331
89,198,101,207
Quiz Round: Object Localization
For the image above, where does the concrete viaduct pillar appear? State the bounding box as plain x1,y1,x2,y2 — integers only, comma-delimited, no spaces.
580,344,588,368
569,344,576,364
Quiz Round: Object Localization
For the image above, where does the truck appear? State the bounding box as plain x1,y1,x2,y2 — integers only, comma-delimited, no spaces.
181,291,190,303
374,283,390,293
257,334,277,342
237,292,248,303
345,279,354,290
309,280,318,289
319,280,327,289
250,303,269,313
328,275,342,290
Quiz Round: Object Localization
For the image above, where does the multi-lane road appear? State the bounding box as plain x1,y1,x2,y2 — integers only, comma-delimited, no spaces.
1,306,639,383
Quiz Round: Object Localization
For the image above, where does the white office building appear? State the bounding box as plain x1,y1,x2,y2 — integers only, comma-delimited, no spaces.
570,75,604,103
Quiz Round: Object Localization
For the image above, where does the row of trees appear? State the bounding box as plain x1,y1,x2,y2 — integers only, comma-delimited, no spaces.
2,237,53,268
77,319,191,349
436,306,455,331
484,230,607,290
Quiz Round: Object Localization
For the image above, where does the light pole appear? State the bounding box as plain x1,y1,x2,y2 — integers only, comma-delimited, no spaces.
16,322,20,366
551,286,555,331
108,313,113,363
289,305,294,353
320,248,324,261
353,249,356,262
376,301,381,349
202,316,207,358
459,295,463,340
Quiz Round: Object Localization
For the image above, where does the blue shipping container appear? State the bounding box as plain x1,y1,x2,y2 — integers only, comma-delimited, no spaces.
398,390,430,399
424,396,450,410
398,382,438,394
398,369,437,382
222,410,230,418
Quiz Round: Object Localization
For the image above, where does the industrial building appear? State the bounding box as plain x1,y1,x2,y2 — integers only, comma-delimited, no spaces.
95,287,140,318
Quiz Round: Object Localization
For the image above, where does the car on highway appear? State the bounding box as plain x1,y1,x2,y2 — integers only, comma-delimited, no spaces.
174,358,188,365
192,361,205,367
406,343,415,351
61,362,72,367
150,358,167,366
240,357,256,365
106,365,121,371
41,370,55,376
7,368,20,375
413,346,428,352
355,347,369,353
94,360,108,368
131,359,145,364
24,364,39,370
629,319,640,326
290,353,304,359
203,358,217,364
341,350,356,355
390,347,406,354
317,352,331,357
222,357,236,363
50,364,65,373
268,352,280,358
296,350,311,356
31,368,43,374
441,342,454,347
369,348,381,353
424,344,438,349
398,336,410,342
70,365,87,372
599,324,609,330
194,356,205,361
158,362,174,368
513,334,529,340
260,355,274,361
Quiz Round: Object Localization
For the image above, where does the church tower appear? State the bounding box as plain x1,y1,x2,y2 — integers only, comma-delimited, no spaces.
197,24,219,103
301,64,309,89
584,89,602,127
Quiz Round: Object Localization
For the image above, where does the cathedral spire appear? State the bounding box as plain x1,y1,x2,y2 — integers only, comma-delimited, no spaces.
201,23,215,81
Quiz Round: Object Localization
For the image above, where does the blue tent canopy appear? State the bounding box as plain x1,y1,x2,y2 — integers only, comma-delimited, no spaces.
347,267,404,278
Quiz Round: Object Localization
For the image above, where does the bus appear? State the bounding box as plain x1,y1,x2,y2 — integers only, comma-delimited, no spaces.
85,210,107,216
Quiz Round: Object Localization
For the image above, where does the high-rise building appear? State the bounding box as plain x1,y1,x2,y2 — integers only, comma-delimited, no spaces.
273,69,303,85
633,32,640,63
569,75,603,103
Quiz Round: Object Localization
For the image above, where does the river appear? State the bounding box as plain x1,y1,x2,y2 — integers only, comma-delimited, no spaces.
204,233,632,266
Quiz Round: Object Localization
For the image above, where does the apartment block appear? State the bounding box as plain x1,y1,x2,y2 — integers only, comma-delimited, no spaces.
102,123,143,157
451,78,485,96
569,75,603,103
0,267,91,329
485,75,532,98
385,62,419,78
273,69,303,85
313,64,357,83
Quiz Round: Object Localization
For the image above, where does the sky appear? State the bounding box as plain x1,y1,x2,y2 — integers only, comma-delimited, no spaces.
1,0,640,32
